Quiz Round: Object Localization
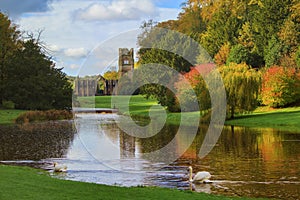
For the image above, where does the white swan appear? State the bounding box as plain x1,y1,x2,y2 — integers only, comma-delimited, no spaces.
53,162,67,172
188,166,211,183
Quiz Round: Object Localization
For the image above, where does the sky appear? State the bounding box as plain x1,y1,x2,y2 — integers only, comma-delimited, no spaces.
0,0,183,76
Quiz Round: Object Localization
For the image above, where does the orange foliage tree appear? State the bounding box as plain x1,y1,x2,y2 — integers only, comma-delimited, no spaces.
261,66,300,107
175,64,214,112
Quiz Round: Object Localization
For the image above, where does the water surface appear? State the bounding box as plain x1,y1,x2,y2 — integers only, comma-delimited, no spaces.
0,114,299,199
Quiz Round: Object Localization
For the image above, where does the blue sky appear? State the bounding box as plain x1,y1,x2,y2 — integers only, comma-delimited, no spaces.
0,0,183,76
155,0,184,8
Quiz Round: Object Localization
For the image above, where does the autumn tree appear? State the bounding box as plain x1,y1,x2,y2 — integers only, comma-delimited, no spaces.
103,71,118,80
138,24,199,111
214,42,231,66
261,66,300,107
175,64,214,112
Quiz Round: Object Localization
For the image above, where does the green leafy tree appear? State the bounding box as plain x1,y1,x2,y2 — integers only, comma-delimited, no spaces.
251,0,293,58
0,12,20,105
219,63,261,119
296,46,300,68
5,39,72,110
264,36,283,67
226,44,251,65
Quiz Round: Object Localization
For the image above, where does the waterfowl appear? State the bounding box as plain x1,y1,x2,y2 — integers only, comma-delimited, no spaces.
188,166,211,183
53,162,67,172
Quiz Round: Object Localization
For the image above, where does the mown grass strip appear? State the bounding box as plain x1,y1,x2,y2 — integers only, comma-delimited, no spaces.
0,165,262,200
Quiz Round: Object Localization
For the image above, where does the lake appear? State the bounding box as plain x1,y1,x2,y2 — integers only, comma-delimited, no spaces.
0,113,299,199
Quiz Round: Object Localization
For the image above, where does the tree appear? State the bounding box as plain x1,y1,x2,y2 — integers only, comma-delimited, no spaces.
264,36,283,67
261,66,300,107
214,42,231,66
251,0,293,58
296,46,300,68
175,64,213,112
5,39,72,110
226,44,251,65
0,12,20,105
137,24,199,111
219,63,261,119
103,71,118,80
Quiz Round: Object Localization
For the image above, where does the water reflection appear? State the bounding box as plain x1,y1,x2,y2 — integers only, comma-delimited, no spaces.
0,114,299,199
0,121,75,161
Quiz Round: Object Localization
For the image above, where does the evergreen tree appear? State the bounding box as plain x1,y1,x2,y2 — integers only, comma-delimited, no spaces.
5,39,72,110
0,12,20,105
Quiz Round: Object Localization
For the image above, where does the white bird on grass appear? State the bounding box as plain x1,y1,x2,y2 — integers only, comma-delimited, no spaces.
53,162,67,172
188,166,211,183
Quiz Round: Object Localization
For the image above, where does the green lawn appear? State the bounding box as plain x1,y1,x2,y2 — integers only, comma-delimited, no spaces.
78,96,200,126
225,106,300,131
0,165,262,200
78,96,300,130
0,109,26,124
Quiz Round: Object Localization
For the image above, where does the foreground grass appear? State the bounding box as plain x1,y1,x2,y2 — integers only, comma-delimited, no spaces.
225,106,300,131
0,165,259,200
0,109,26,124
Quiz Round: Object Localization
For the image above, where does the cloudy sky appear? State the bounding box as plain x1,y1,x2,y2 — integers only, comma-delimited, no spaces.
0,0,183,76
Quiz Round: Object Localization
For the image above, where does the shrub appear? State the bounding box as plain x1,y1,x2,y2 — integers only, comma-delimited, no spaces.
2,101,15,109
15,110,73,124
261,66,300,107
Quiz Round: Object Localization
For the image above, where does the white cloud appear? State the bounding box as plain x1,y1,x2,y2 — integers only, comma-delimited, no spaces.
76,0,158,21
17,0,181,75
47,44,61,52
70,63,80,69
64,47,88,58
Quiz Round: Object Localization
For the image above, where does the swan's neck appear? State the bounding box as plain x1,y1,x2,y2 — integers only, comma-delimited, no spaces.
189,168,193,182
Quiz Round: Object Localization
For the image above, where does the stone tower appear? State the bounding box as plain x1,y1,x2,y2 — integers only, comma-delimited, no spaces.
118,48,134,76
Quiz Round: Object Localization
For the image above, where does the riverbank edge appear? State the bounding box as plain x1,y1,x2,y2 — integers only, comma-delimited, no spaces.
0,109,73,125
0,164,263,200
3,107,300,130
224,106,300,131
0,109,26,125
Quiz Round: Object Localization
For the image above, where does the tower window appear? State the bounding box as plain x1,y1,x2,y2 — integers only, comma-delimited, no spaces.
123,59,129,64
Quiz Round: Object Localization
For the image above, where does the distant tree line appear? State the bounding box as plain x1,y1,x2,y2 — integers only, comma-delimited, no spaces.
0,12,72,110
137,0,300,118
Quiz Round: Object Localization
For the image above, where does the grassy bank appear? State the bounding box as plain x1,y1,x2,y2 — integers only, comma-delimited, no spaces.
79,96,300,130
0,109,26,124
225,106,300,131
0,165,260,200
79,95,200,126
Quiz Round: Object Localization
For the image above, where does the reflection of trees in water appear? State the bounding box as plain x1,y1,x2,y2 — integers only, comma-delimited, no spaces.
101,123,136,158
219,126,259,158
138,124,178,153
0,122,75,160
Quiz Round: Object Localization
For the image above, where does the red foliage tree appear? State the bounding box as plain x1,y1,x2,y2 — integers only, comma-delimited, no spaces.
261,66,300,107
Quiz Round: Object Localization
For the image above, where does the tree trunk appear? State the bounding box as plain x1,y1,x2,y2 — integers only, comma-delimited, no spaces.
230,105,235,119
